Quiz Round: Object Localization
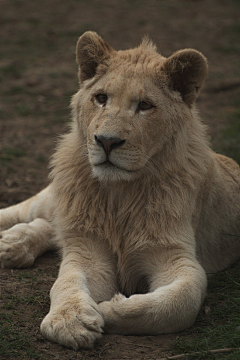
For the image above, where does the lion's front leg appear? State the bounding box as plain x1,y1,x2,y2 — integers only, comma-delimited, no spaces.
41,235,117,349
99,247,207,335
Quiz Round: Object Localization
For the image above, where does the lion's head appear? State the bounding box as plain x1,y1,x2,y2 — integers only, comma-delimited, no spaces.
72,31,208,182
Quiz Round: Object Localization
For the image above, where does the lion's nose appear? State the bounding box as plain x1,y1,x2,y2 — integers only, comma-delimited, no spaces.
94,135,126,156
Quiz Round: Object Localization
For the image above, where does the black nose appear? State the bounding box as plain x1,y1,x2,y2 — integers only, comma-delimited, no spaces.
95,135,126,156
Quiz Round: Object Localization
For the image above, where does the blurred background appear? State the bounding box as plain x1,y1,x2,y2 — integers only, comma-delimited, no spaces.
0,0,240,205
0,1,240,359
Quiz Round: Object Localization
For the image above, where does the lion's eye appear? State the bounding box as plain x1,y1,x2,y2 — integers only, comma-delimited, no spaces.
95,94,108,105
138,101,153,111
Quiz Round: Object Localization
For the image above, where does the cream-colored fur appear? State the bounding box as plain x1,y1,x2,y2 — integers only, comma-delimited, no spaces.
1,31,240,350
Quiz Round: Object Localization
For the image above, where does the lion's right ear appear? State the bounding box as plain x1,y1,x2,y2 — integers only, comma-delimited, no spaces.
76,31,114,83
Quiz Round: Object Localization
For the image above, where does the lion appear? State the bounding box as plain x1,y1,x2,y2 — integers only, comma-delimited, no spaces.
1,31,240,350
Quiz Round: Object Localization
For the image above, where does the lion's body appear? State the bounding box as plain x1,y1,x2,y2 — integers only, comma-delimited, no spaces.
1,32,240,350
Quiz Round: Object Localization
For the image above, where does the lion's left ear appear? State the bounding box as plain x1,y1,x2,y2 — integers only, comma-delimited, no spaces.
76,31,114,83
162,49,208,107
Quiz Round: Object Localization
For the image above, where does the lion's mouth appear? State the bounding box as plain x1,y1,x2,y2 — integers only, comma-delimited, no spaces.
95,160,116,168
95,160,134,173
91,158,140,182
101,160,115,167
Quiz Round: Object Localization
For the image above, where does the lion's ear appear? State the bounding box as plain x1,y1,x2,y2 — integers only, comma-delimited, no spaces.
162,49,208,107
76,31,114,83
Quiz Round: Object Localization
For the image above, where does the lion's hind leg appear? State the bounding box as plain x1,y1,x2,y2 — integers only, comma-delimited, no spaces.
0,218,56,268
0,186,52,231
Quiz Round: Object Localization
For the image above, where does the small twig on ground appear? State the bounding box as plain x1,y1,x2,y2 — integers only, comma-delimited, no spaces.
37,300,43,308
159,347,240,360
120,339,155,348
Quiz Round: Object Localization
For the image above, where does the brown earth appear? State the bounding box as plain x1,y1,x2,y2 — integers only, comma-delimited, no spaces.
0,0,240,359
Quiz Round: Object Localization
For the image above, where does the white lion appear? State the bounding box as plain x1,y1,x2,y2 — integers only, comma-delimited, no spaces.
1,31,240,350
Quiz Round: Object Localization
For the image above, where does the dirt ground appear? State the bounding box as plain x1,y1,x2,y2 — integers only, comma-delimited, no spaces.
1,0,240,359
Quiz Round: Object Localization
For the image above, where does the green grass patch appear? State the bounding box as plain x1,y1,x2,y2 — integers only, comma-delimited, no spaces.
137,18,149,27
35,155,48,163
0,62,25,79
172,262,240,359
5,85,29,95
0,314,41,359
0,147,27,161
216,99,240,164
48,71,58,79
214,20,240,55
16,103,31,116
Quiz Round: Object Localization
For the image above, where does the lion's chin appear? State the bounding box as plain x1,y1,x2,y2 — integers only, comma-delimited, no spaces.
92,163,137,182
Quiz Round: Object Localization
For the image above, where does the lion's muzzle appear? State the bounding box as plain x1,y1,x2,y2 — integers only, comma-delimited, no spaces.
94,135,126,157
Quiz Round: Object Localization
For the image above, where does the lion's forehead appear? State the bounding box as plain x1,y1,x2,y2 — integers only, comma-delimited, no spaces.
99,73,153,98
109,49,165,77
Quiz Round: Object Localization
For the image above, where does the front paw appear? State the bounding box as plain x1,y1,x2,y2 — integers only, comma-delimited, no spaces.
40,296,104,349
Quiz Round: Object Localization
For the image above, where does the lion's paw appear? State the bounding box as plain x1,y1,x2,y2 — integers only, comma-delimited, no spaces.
110,293,126,302
99,293,126,311
0,223,36,268
98,293,127,333
40,298,104,349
